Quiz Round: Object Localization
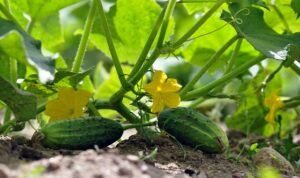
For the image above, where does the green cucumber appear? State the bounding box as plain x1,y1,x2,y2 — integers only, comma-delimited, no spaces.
158,107,229,153
32,116,123,150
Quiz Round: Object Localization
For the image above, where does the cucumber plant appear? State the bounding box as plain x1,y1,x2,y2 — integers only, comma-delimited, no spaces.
0,0,299,153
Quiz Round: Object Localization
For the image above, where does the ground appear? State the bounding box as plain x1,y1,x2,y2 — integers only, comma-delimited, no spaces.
0,129,298,178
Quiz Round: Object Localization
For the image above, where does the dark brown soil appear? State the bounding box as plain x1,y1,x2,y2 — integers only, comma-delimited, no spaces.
0,132,298,178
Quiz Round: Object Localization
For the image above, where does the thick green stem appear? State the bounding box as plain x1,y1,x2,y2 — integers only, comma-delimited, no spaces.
290,63,300,76
156,0,177,48
93,99,113,110
129,8,166,79
114,103,140,123
95,0,128,89
225,38,243,73
180,35,239,96
122,121,157,130
71,0,97,73
271,5,292,34
172,0,226,48
110,0,176,105
183,55,266,100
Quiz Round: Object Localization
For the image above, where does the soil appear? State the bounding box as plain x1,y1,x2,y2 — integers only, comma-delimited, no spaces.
0,130,298,178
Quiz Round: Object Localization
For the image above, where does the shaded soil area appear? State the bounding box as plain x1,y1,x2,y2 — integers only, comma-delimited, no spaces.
0,133,298,178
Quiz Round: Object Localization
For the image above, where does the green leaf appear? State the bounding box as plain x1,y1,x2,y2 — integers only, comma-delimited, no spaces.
182,1,210,14
0,18,55,83
291,0,300,18
221,4,300,61
53,68,94,88
31,13,64,49
226,106,266,134
229,0,269,9
10,0,81,21
0,76,37,121
91,0,163,63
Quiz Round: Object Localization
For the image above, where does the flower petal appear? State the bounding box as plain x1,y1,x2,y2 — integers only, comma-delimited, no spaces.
161,78,182,92
74,89,92,107
45,99,71,120
144,82,159,96
265,109,276,124
151,95,164,113
152,70,167,84
161,92,181,108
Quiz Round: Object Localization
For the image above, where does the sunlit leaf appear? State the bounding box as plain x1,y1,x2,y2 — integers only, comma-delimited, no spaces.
10,0,81,21
0,18,55,83
31,13,64,49
91,0,165,63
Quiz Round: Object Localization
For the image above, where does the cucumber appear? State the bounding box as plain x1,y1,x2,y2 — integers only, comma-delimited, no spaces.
32,116,123,150
158,107,229,153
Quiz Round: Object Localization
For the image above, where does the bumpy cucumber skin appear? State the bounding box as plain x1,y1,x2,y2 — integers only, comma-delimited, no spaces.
33,117,123,150
158,107,229,153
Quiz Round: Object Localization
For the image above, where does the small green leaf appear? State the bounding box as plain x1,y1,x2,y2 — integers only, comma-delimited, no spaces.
0,18,55,83
53,68,94,88
0,76,37,121
291,0,300,18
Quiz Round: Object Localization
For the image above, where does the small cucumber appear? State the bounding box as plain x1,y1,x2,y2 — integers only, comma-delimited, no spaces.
158,107,229,153
32,116,123,150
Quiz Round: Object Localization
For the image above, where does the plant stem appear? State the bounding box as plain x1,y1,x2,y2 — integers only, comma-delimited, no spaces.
95,0,128,90
271,5,292,34
0,3,22,28
283,100,300,109
71,0,97,73
4,0,10,12
156,0,177,48
87,102,101,117
225,38,243,73
129,8,166,79
172,0,226,48
122,121,157,130
114,103,140,123
26,18,36,34
290,63,300,75
4,58,18,123
183,55,266,100
110,0,176,104
93,99,113,109
3,108,11,124
180,35,239,96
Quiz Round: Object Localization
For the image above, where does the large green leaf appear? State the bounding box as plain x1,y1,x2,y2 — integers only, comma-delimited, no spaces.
0,18,55,83
90,0,164,63
31,13,64,49
0,76,36,121
10,0,81,21
291,0,300,18
221,3,300,61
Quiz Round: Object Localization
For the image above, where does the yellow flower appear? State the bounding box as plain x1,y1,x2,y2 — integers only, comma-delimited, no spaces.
45,87,92,122
264,91,284,124
144,70,182,113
